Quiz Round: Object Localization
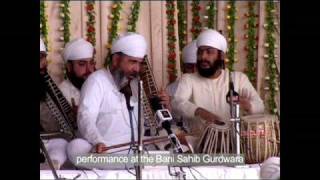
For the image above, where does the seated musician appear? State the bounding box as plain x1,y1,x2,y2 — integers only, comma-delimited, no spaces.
172,29,264,140
59,38,96,113
67,33,171,169
40,38,68,170
166,40,197,133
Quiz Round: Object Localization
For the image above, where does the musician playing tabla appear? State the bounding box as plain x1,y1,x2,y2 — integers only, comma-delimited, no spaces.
172,29,265,136
67,33,171,169
40,38,68,170
59,38,96,113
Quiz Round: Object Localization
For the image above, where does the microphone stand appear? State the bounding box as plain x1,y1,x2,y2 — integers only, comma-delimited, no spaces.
166,133,186,180
135,80,143,180
120,79,143,180
226,71,241,156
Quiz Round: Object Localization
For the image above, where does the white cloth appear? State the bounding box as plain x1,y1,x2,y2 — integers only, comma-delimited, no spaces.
166,79,182,120
111,32,147,59
42,138,68,169
62,38,94,62
196,29,227,53
260,157,280,179
182,40,197,64
172,69,264,134
77,68,140,147
58,79,80,106
40,37,46,52
41,165,261,179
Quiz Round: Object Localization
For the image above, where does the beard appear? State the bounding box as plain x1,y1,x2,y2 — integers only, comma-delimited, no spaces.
197,59,224,78
67,72,85,90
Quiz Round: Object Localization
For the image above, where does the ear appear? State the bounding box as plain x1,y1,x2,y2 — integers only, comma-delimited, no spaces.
219,51,225,61
111,54,121,67
66,62,73,72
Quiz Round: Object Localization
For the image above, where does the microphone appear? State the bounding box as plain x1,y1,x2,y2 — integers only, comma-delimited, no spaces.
149,96,183,153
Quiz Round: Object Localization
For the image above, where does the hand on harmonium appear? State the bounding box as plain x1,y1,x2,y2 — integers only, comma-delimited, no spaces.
94,143,108,154
158,87,172,111
195,107,225,126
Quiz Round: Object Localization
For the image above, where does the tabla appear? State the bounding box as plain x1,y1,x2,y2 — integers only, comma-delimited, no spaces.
196,121,234,154
240,114,280,164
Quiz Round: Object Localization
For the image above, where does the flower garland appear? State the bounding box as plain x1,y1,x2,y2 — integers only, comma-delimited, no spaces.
264,1,279,115
40,1,49,49
226,0,237,71
86,1,96,46
104,1,123,67
59,0,71,46
244,1,258,85
166,1,177,83
191,0,202,40
206,0,216,29
127,1,140,32
177,1,187,71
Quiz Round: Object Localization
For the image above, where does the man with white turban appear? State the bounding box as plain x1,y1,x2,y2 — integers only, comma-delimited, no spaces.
166,40,198,133
66,33,171,169
59,38,96,109
40,37,68,170
172,29,264,137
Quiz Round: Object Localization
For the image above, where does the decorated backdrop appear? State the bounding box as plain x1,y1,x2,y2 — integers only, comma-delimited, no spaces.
40,0,280,115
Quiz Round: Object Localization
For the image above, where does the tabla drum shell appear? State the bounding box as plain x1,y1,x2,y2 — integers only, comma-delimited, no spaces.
196,121,234,154
240,114,280,164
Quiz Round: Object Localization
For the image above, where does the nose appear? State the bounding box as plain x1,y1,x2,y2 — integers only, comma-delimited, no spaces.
200,51,208,60
133,63,141,73
86,63,94,73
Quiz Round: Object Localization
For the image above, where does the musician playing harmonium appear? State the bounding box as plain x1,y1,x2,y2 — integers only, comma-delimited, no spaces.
172,29,265,142
67,33,172,169
59,38,96,110
40,38,68,170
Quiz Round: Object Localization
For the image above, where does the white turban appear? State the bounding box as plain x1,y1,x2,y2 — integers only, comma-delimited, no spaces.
40,38,46,52
62,38,94,62
260,157,280,179
182,40,197,64
196,29,227,53
111,32,147,59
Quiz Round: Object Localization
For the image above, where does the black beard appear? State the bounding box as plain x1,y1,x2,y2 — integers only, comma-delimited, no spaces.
68,73,85,90
40,73,47,102
197,59,223,78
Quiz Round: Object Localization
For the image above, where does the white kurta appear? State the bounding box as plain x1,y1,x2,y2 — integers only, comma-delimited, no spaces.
77,68,139,147
59,79,80,106
172,69,264,133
